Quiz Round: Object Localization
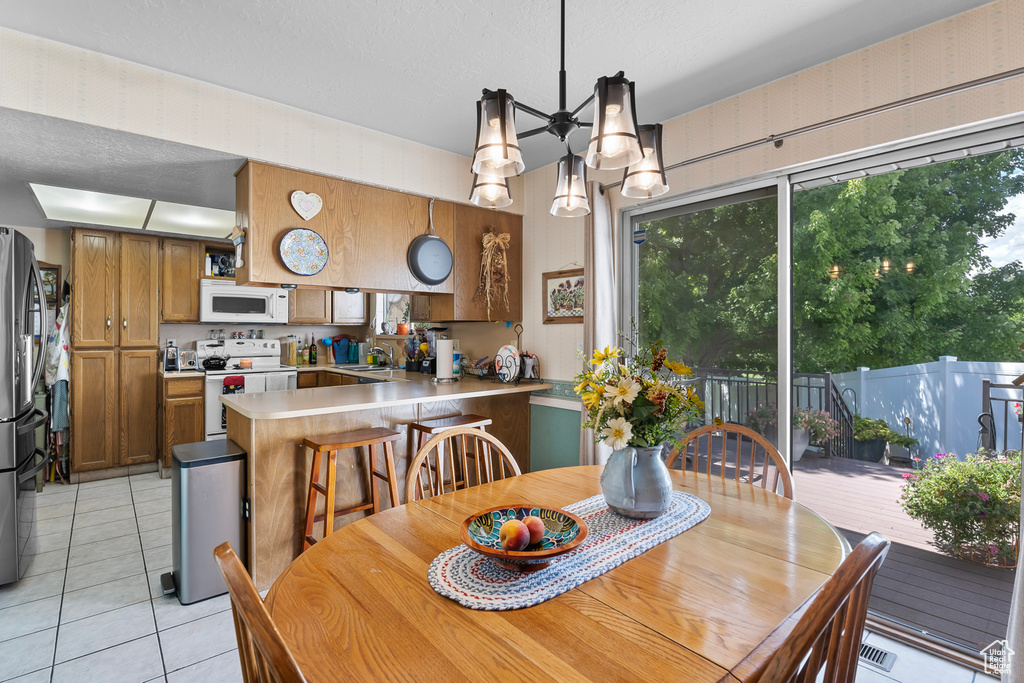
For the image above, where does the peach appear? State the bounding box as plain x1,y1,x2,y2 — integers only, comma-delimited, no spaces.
499,519,530,551
522,516,545,545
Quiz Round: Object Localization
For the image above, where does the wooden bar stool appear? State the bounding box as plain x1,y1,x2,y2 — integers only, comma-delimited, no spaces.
409,414,492,494
301,427,401,551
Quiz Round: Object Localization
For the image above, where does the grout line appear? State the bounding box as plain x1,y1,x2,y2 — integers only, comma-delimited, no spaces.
49,481,79,682
131,478,171,679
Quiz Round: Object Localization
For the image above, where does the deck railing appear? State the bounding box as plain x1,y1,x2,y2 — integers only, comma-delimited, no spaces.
979,379,1024,453
693,368,855,458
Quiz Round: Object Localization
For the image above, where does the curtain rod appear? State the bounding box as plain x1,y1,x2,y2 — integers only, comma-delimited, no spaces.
602,65,1024,190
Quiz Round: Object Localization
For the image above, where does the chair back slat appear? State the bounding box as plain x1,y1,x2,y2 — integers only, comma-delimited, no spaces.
405,427,521,502
742,532,890,683
213,543,307,683
666,424,794,500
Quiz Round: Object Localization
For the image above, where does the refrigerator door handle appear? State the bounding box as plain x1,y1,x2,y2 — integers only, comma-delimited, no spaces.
17,407,48,436
18,449,47,483
28,259,47,393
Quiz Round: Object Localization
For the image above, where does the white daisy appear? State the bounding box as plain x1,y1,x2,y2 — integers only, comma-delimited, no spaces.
612,378,641,406
602,417,633,450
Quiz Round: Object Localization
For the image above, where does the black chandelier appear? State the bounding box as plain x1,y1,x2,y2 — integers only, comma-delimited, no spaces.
468,0,669,217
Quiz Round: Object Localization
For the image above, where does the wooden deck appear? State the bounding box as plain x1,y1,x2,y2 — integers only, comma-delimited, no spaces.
793,452,1014,651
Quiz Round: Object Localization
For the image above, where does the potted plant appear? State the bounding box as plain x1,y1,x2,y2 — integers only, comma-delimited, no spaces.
746,405,839,462
900,450,1020,567
853,415,918,462
574,342,704,518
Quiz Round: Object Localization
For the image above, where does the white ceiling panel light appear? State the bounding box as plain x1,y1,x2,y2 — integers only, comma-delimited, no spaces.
146,201,234,238
29,183,152,229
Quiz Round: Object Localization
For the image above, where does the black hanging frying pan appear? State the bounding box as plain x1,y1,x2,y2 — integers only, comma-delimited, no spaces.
407,198,453,286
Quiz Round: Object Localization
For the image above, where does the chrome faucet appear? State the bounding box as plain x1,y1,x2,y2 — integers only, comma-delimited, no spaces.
369,343,394,366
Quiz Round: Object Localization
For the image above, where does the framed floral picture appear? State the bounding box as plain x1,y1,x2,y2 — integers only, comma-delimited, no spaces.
542,268,584,324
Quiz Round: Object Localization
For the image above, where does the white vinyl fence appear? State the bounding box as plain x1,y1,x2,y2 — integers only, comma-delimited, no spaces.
833,356,1024,459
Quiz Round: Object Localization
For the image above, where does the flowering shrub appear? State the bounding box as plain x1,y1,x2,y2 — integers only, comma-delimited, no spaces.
574,343,704,449
746,404,840,443
899,451,1021,565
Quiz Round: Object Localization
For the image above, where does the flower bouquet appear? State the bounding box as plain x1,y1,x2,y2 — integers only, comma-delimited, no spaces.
574,342,704,518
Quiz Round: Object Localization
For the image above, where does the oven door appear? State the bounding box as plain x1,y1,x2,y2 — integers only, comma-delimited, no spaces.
199,281,285,324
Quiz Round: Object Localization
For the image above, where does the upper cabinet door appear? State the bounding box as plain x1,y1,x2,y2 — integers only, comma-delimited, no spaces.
332,291,367,325
119,233,161,348
161,239,201,323
71,229,119,348
288,289,331,324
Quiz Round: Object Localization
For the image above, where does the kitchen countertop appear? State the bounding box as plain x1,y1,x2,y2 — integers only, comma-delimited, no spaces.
220,371,552,420
160,369,204,379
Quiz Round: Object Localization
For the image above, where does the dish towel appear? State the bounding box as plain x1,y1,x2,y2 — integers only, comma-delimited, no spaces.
428,491,710,611
265,374,289,392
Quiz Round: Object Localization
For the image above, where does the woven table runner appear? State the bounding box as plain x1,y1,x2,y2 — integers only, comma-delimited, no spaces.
428,491,710,611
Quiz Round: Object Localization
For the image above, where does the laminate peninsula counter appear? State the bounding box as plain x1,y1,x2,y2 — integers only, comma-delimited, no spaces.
221,370,552,589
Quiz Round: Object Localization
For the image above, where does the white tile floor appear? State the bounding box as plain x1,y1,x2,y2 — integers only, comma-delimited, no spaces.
0,473,242,683
2,474,1005,682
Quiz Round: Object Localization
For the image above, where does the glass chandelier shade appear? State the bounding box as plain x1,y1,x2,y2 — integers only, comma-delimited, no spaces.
471,90,526,178
550,154,590,217
469,172,513,208
585,76,643,171
621,124,669,199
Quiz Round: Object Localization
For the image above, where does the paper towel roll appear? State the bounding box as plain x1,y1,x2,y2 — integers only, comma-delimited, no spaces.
436,339,454,379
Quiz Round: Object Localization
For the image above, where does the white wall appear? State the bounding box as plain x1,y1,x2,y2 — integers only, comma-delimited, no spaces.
833,357,1024,458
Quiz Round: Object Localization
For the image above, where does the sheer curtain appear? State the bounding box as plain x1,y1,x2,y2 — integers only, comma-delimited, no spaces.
580,182,618,466
1005,466,1023,682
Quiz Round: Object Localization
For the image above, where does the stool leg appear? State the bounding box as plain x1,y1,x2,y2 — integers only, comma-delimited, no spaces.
303,447,322,552
383,441,400,507
324,450,337,540
368,443,380,514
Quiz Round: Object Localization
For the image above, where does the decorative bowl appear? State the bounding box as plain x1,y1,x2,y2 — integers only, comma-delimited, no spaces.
459,504,588,572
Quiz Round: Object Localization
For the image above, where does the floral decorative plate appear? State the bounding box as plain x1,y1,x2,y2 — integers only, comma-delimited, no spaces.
459,505,588,572
279,228,328,276
494,344,520,383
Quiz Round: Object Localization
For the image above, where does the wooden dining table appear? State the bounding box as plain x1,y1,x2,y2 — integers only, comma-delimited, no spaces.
264,465,849,682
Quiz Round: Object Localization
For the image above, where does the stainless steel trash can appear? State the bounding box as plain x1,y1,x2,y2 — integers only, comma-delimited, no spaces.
169,439,246,605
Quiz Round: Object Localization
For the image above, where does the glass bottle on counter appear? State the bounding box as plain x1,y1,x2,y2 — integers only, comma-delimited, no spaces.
309,334,317,365
301,338,309,365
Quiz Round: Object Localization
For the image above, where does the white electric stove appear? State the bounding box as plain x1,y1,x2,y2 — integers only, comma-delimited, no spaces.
196,339,297,440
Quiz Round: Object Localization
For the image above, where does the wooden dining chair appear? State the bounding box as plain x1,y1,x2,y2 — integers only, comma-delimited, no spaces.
405,427,521,502
665,423,794,499
213,542,307,683
740,532,891,683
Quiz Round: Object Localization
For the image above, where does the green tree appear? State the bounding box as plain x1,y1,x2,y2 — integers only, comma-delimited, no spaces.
637,149,1024,373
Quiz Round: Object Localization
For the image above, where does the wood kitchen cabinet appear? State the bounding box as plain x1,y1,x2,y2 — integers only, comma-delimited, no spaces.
332,291,368,325
71,228,160,473
409,295,431,323
288,289,332,324
162,238,201,322
159,376,205,470
296,372,318,389
119,233,161,347
234,160,455,293
70,229,119,348
70,349,158,472
119,350,159,465
429,204,523,322
71,229,160,347
70,350,118,471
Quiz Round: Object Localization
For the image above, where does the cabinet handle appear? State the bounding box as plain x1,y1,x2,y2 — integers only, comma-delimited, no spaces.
123,318,127,329
106,317,111,328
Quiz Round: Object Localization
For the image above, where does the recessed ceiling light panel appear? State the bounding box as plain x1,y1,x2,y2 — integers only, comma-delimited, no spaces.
29,183,152,229
146,201,234,238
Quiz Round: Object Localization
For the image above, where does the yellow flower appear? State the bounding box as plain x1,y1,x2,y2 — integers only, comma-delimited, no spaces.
574,379,591,395
590,346,622,365
664,361,693,376
612,378,641,406
713,417,724,426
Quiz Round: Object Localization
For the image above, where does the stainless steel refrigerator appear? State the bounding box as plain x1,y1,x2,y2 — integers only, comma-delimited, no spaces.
0,228,48,585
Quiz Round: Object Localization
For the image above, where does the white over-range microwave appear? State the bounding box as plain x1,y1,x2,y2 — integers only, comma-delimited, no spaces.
200,280,290,324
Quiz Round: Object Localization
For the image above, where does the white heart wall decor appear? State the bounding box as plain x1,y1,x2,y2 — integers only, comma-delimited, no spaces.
290,191,323,221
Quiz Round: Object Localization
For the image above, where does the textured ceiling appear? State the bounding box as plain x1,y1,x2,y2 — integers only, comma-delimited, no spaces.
0,107,243,230
0,0,994,171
